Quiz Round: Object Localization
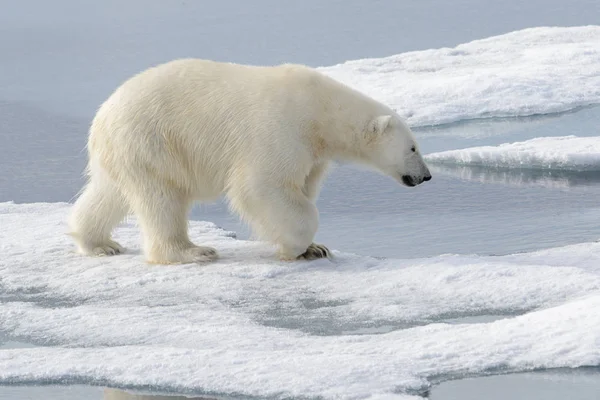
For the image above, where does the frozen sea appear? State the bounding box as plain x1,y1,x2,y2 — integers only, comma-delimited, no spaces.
1,1,600,399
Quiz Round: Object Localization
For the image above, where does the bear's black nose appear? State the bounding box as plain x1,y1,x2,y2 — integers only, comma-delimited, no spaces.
402,175,416,187
423,174,432,182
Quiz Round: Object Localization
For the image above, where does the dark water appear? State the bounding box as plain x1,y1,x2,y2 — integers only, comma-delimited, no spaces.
431,368,600,400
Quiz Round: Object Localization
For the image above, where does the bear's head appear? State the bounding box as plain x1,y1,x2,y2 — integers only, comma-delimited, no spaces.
365,114,431,187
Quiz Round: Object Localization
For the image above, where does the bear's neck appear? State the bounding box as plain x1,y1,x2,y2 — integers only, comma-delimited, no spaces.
312,76,391,163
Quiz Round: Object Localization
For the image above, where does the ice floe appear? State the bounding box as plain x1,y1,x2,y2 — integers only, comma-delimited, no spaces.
320,26,600,127
1,202,599,399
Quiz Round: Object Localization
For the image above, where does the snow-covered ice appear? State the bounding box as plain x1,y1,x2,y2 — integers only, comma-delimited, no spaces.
425,136,600,171
426,133,600,186
1,202,599,399
428,164,600,189
320,26,600,127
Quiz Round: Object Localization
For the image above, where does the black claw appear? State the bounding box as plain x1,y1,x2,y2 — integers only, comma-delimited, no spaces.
318,245,329,258
298,243,331,260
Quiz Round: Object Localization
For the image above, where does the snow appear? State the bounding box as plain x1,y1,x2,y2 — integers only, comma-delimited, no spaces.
1,202,600,399
319,26,600,127
425,136,600,171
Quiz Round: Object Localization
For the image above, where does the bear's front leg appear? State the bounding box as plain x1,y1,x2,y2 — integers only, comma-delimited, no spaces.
228,173,332,262
264,192,332,261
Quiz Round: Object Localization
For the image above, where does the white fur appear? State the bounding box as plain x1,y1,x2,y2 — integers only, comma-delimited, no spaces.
68,59,431,264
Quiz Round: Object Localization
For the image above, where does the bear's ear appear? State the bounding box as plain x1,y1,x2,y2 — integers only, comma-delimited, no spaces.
368,115,392,135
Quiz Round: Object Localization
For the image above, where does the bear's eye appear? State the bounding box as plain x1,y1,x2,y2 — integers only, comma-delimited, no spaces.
411,146,416,153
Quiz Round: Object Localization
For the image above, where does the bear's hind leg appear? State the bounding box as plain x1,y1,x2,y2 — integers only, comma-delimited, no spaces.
68,169,128,256
124,181,218,264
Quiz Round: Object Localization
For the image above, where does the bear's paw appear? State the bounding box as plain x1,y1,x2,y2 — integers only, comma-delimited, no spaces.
92,240,125,256
298,243,331,260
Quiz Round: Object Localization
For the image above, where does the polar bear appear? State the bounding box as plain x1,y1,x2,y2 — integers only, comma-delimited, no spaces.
68,59,431,264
